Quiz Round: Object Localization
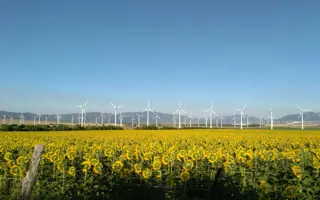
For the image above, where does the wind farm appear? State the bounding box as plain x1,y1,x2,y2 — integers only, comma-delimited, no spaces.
1,101,319,131
1,1,320,199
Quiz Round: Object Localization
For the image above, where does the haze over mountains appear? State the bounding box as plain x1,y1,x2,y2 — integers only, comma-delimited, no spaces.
1,111,319,125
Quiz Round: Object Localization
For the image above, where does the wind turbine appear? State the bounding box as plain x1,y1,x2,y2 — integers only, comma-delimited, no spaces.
269,109,275,130
131,115,135,127
33,116,36,125
10,116,13,125
217,112,224,128
19,113,24,125
259,116,263,128
236,104,247,130
204,102,217,128
246,115,249,128
188,112,193,127
196,116,201,127
95,116,99,126
55,113,62,125
45,116,48,125
2,115,6,124
142,100,154,126
172,114,178,127
296,104,311,130
232,113,237,128
100,112,107,125
205,117,208,128
71,116,74,126
37,113,42,125
76,100,88,127
118,111,126,127
110,103,123,126
173,101,187,128
153,112,161,127
136,113,143,127
77,114,81,125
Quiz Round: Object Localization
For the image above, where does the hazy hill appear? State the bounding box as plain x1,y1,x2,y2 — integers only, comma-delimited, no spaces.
0,110,262,125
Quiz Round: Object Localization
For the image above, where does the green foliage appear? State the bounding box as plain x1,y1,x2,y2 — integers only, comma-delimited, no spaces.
135,125,159,130
0,124,123,132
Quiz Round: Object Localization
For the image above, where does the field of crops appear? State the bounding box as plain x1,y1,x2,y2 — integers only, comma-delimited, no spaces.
1,129,320,199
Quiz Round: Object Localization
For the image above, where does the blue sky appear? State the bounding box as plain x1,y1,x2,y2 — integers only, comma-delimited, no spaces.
0,0,319,117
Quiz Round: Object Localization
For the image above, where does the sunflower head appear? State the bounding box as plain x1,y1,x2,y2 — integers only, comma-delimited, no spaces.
152,161,162,170
104,148,113,157
16,156,26,166
134,163,142,174
9,165,22,177
283,185,299,199
182,160,194,171
180,171,190,182
4,152,12,161
68,166,76,176
93,163,103,174
142,168,152,179
82,160,91,170
154,169,162,180
120,168,131,179
112,161,123,172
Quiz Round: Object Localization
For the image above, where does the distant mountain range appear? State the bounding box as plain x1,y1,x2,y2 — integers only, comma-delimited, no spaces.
0,111,319,125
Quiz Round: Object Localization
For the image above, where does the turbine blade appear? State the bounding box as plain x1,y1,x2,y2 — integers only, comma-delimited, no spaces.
296,104,302,111
84,100,88,107
110,103,116,108
242,104,247,110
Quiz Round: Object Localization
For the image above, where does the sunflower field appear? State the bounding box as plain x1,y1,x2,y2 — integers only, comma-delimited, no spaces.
1,130,320,199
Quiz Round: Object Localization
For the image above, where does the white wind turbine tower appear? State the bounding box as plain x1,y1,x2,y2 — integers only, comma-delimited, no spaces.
136,113,143,127
172,114,178,127
76,100,88,127
71,116,74,125
95,116,99,126
197,116,201,127
10,116,13,125
217,112,224,128
246,115,249,128
118,111,126,127
131,115,135,127
110,103,123,126
55,113,62,125
100,112,107,126
2,115,6,124
188,112,194,127
37,113,42,124
77,114,81,125
153,112,161,127
142,100,154,126
205,117,208,128
204,102,217,129
236,104,247,130
33,115,36,125
173,100,187,129
19,113,24,125
184,116,187,127
45,116,48,125
232,113,237,128
296,104,311,130
259,116,263,127
269,109,275,130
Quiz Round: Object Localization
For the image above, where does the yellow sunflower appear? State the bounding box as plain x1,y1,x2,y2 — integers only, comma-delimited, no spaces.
182,160,194,171
152,161,162,170
142,168,152,179
112,161,123,172
134,163,142,174
68,166,76,176
180,171,190,182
